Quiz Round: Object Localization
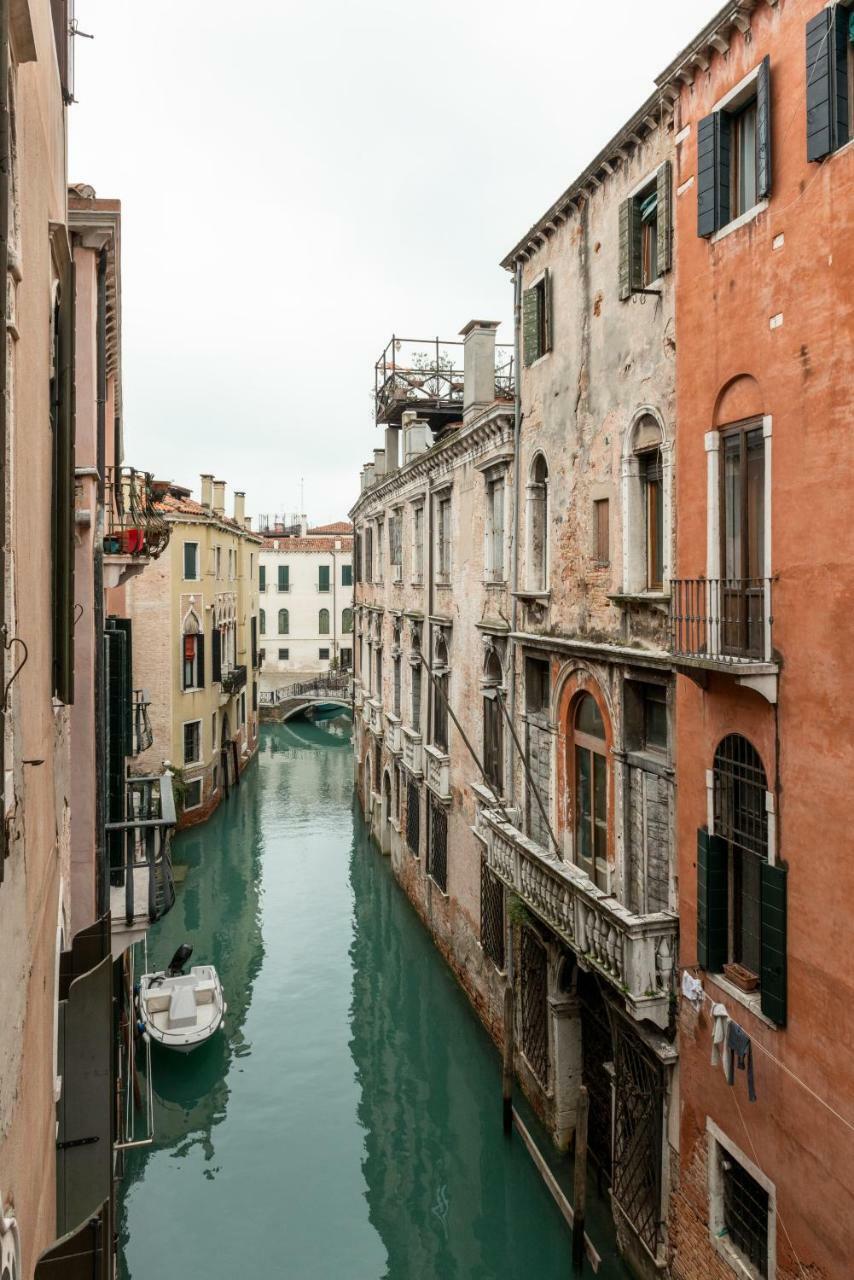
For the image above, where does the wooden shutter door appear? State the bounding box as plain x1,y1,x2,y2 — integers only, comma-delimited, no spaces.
697,827,728,971
522,286,539,365
806,8,849,162
618,197,642,298
656,160,672,277
760,862,787,1025
757,55,772,199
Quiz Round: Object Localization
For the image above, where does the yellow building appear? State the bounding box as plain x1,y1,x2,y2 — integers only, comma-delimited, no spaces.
125,476,262,824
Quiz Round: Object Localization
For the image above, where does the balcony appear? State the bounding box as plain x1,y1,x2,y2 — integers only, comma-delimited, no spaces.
384,712,402,756
103,466,170,587
367,697,383,737
221,664,248,695
107,773,177,954
374,336,514,434
670,577,778,702
353,681,364,710
401,726,423,777
479,808,677,1030
132,689,153,755
424,743,450,800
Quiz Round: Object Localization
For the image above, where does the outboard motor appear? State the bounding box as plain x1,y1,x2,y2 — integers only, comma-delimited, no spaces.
167,943,194,977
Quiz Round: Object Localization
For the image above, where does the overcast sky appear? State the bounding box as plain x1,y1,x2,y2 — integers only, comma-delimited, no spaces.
69,0,715,526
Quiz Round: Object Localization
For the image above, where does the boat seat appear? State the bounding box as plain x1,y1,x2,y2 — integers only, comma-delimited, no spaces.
167,984,198,1029
195,979,216,1005
145,991,170,1014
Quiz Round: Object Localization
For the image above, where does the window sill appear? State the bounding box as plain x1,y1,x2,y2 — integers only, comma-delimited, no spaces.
512,589,550,604
707,972,779,1031
710,199,768,244
607,590,670,606
484,577,508,589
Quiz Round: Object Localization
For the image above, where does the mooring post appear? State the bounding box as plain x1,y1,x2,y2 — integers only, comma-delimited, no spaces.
502,983,514,1136
572,1085,589,1273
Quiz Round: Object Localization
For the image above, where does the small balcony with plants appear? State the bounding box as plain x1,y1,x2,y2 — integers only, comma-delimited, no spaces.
103,466,170,587
221,663,248,696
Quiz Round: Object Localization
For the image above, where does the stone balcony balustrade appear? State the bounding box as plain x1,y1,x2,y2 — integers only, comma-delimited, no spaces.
367,697,383,737
424,744,451,801
384,712,402,756
479,806,677,1030
401,726,423,777
353,681,364,710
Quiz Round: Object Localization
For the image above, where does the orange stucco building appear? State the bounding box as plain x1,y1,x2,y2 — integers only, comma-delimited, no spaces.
666,1,854,1277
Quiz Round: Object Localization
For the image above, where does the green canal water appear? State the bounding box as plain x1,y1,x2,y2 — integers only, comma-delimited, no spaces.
120,717,630,1279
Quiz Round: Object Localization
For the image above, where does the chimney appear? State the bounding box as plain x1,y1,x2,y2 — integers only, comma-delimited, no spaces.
212,480,226,516
244,516,252,532
364,462,375,488
402,410,428,463
384,426,400,475
373,447,386,479
200,474,214,509
460,320,500,420
234,491,245,525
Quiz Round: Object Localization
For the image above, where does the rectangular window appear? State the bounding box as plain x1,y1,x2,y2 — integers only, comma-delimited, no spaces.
319,647,330,660
340,647,353,669
376,521,384,580
278,647,289,660
643,685,667,753
716,1141,770,1279
406,781,420,856
428,794,448,892
697,59,770,238
640,186,658,287
318,564,330,593
483,690,503,792
183,721,202,766
182,633,205,690
525,657,550,715
488,479,505,580
721,424,765,658
413,506,424,580
480,858,505,969
214,545,222,579
433,671,449,752
211,712,217,748
522,270,551,364
806,7,851,161
184,779,203,811
731,97,758,219
642,450,664,589
594,499,610,566
259,564,266,592
183,542,199,580
620,163,672,297
341,563,352,587
411,664,421,733
390,513,402,576
375,645,382,694
437,497,451,578
278,564,290,592
364,527,373,583
393,657,401,718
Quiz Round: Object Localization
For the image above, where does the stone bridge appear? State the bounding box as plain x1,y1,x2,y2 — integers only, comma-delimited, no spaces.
259,676,352,723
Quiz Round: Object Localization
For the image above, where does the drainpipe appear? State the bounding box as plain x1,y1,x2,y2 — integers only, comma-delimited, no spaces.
94,248,109,916
0,0,8,877
426,475,433,746
332,544,338,668
508,261,523,810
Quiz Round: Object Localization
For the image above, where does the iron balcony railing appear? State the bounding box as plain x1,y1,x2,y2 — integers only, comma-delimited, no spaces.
104,465,170,560
374,336,515,427
259,673,352,706
221,663,248,695
107,773,177,928
132,689,153,755
670,577,773,664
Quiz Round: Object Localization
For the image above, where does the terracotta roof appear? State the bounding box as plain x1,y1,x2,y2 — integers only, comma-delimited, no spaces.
154,492,262,541
307,521,353,535
261,535,353,553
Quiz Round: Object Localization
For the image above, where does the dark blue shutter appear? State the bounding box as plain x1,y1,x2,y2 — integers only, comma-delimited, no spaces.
807,7,849,161
757,55,772,199
697,827,728,971
760,862,787,1026
697,113,718,237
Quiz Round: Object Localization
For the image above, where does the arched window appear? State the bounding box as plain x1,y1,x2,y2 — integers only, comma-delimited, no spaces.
527,453,549,591
483,650,503,794
181,610,203,690
573,692,608,889
278,608,289,635
342,607,353,633
319,608,330,635
713,735,768,980
623,412,667,594
433,634,449,752
259,608,266,635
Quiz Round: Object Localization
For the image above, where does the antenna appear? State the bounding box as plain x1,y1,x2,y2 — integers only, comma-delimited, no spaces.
300,476,304,515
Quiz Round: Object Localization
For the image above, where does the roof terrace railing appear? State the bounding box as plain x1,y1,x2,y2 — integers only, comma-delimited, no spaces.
104,466,171,560
374,336,515,426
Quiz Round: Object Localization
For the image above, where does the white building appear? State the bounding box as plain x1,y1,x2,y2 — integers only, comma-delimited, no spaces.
259,521,354,678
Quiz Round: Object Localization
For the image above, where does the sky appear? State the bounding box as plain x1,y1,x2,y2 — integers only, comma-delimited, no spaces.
69,0,716,527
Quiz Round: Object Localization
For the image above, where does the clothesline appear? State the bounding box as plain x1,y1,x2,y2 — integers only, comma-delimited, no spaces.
680,967,854,1138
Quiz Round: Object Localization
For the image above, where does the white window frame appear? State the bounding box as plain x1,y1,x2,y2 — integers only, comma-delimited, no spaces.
183,777,203,811
434,487,452,583
411,499,425,584
620,408,673,596
183,718,202,766
483,471,507,584
707,1118,776,1280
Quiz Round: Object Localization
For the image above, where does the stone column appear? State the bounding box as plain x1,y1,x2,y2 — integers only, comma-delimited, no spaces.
550,993,583,1149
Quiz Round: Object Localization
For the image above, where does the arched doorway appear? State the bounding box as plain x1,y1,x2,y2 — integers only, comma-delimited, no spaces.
571,692,609,890
220,712,232,795
380,770,393,855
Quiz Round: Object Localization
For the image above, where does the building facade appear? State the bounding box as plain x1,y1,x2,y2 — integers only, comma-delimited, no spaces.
258,520,353,678
126,477,261,827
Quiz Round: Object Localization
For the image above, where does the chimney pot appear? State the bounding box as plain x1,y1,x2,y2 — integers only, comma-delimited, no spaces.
212,480,226,516
200,474,214,509
234,490,246,525
460,320,501,420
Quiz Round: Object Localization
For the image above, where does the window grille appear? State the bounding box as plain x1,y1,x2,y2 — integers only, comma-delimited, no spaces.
480,858,505,969
520,928,549,1084
428,793,448,892
714,734,768,976
393,657,401,718
612,1022,665,1257
721,1149,769,1278
406,782,420,856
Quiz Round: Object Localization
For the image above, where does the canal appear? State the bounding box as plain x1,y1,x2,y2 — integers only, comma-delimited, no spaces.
120,717,630,1278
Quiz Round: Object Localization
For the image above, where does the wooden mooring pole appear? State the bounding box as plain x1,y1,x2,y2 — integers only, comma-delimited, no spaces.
502,984,514,1136
572,1086,589,1274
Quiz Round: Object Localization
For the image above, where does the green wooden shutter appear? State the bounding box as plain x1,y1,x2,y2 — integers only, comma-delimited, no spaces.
697,113,723,238
211,627,222,683
522,286,539,365
107,617,134,757
806,7,849,162
319,564,330,592
104,626,129,836
656,160,673,277
259,564,266,591
542,268,552,353
618,197,642,298
757,55,772,200
697,827,728,971
760,862,787,1026
52,259,76,704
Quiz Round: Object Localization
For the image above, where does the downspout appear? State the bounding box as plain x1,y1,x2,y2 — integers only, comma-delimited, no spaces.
508,261,523,809
425,473,433,747
0,0,8,877
94,248,108,916
332,546,338,668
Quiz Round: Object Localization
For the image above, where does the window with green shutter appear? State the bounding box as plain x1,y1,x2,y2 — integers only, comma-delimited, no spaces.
760,862,787,1026
319,564,330,592
697,827,728,973
698,59,772,239
522,270,551,365
259,564,266,592
342,563,352,587
619,162,672,298
278,564,289,592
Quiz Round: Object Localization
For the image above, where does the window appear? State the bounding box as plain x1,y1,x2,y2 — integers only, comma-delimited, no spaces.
183,542,200,580
342,563,352,587
278,609,289,634
278,647,289,660
486,478,505,581
642,685,667,754
364,526,373,582
619,164,672,297
640,186,658,287
520,928,548,1083
319,609,330,635
318,564,330,593
319,648,330,660
721,422,765,657
432,635,449,752
412,505,424,581
436,497,451,579
483,651,504,793
573,693,608,890
411,660,422,733
342,608,353,633
214,544,223,579
806,6,851,161
713,735,768,983
259,608,266,634
184,779,203,811
259,564,266,591
525,657,550,716
181,622,204,691
594,499,610,566
709,1126,774,1280
375,644,382,695
389,512,402,578
376,520,385,581
427,793,448,892
211,712,217,747
480,858,505,969
406,781,420,856
183,720,201,765
642,450,663,589
393,655,401,718
527,455,548,591
278,564,290,592
340,647,352,669
698,58,771,237
522,270,551,364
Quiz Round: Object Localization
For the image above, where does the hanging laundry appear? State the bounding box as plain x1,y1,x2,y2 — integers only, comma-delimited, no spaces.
681,971,703,1008
726,1020,757,1102
710,1003,729,1073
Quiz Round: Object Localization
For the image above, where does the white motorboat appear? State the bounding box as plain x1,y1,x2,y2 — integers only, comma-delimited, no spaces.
137,944,226,1053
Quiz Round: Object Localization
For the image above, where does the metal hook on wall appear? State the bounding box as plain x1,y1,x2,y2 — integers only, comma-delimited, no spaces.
73,603,84,629
1,629,29,711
